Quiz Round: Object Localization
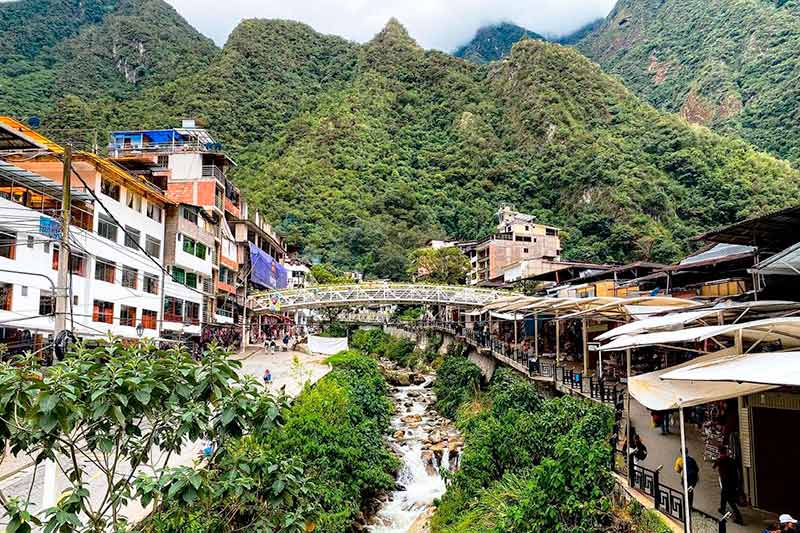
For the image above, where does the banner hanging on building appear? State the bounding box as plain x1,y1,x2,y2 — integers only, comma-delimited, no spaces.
248,242,288,289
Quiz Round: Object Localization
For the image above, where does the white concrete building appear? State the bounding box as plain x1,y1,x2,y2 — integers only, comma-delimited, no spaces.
0,138,172,351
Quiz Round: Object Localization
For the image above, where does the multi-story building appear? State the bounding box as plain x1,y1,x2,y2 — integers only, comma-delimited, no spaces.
0,117,171,349
109,121,290,346
468,206,561,285
109,121,243,342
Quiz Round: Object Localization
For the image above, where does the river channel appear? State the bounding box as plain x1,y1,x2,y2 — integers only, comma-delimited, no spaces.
368,373,463,533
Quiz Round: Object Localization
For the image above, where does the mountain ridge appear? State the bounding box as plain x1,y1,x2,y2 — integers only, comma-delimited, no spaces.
4,17,799,279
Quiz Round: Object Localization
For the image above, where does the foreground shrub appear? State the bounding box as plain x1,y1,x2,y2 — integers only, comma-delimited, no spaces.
432,368,614,532
434,354,481,419
143,351,397,533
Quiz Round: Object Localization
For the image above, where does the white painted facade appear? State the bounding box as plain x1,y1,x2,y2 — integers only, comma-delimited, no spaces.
0,182,167,341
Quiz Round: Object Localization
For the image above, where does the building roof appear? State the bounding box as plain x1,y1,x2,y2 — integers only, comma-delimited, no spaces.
693,205,800,252
750,242,800,276
0,160,94,202
0,117,62,153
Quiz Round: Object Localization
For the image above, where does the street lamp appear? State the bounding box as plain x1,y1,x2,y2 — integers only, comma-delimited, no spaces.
136,323,144,338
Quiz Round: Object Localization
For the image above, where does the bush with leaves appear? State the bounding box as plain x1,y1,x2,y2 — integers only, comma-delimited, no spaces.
432,368,615,532
433,354,481,419
0,340,285,533
264,351,399,532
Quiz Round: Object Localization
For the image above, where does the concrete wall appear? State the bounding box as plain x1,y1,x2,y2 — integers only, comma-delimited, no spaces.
467,350,497,381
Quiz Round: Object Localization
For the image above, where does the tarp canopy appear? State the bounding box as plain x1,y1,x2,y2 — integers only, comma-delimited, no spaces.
249,242,288,289
308,335,348,355
629,347,776,410
557,296,698,321
599,317,800,352
490,311,524,320
662,351,800,387
750,242,800,276
597,300,800,341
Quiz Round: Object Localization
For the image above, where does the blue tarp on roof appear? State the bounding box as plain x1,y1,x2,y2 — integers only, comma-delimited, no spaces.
249,242,288,289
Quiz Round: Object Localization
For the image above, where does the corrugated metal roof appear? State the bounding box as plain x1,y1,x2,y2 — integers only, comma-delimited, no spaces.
0,160,93,202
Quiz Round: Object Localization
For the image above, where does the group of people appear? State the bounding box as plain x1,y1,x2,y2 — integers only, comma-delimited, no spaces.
674,448,744,525
765,515,799,532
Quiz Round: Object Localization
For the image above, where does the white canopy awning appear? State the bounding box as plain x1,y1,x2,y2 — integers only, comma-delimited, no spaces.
597,300,800,341
596,310,714,341
662,351,800,387
629,348,776,410
490,311,524,321
599,317,800,352
750,242,800,276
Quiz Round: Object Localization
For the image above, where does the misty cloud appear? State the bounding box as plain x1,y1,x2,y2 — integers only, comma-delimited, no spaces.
166,0,615,50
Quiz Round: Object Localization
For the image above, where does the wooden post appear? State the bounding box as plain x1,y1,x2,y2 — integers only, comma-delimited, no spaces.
555,313,561,365
534,312,539,359
582,318,589,375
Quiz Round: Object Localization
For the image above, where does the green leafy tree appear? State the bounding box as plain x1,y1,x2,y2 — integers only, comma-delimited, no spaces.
0,340,285,533
309,263,352,285
407,246,470,285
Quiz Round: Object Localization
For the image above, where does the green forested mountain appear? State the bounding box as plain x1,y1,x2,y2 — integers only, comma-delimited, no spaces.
578,0,800,162
0,0,217,118
8,18,800,279
453,22,543,63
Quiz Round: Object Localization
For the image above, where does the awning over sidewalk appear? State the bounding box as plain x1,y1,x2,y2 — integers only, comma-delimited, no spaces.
596,300,800,341
662,351,800,387
599,317,800,352
629,348,777,410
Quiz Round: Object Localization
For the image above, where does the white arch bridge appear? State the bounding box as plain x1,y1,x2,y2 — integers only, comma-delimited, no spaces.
249,283,508,312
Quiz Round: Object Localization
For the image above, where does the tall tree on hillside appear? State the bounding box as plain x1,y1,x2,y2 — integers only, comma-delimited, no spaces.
408,247,470,285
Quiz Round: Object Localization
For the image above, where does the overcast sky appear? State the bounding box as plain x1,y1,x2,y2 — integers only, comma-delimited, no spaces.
165,0,616,50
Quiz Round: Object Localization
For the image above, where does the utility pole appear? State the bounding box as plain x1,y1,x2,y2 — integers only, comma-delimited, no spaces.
54,144,72,335
44,144,72,511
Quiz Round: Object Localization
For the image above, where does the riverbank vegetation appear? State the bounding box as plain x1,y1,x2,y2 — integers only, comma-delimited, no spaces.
351,327,440,370
143,349,397,533
431,356,615,532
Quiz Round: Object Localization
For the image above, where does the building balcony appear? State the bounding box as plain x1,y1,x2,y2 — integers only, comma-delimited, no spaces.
202,165,225,183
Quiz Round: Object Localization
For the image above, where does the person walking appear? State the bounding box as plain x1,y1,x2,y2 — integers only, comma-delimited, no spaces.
780,514,798,531
714,449,744,525
674,448,699,509
263,368,272,386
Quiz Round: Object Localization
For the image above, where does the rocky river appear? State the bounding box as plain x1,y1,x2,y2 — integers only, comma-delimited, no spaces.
368,365,463,533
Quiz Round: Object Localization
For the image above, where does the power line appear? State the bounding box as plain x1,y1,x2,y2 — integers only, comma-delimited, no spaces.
65,159,209,299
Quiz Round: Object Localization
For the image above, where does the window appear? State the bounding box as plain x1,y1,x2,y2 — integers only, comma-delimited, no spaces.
144,273,159,295
145,236,161,258
0,229,16,260
0,283,11,311
124,226,140,249
194,243,207,260
95,258,116,284
122,266,138,289
172,267,186,285
93,300,114,324
100,178,120,201
43,241,50,254
185,272,197,289
72,295,78,306
27,235,34,248
182,206,198,225
157,155,169,168
141,309,157,329
39,290,54,316
185,301,200,325
523,248,529,254
163,297,183,323
126,191,142,212
119,305,136,327
146,203,162,223
21,286,27,296
182,235,196,255
546,227,558,236
51,246,87,276
97,214,118,242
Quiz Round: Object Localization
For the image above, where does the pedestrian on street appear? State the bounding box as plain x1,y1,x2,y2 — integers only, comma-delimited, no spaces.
714,449,744,525
674,448,699,509
263,368,272,385
780,514,798,531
